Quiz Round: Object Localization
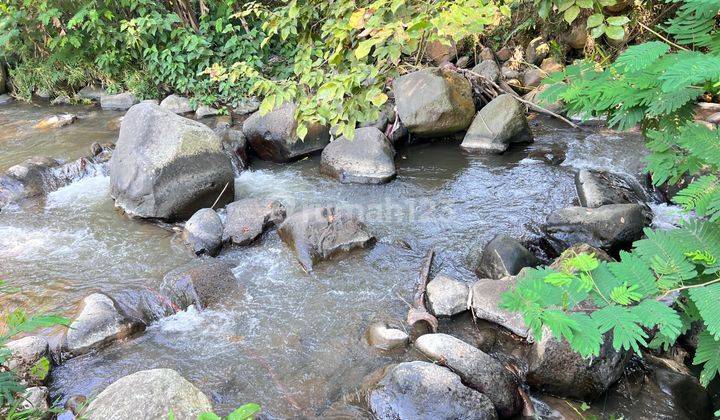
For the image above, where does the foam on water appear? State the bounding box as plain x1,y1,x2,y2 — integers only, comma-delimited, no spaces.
45,174,110,209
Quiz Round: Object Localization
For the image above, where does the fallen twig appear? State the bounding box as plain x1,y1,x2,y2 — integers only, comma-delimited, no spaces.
210,182,230,209
406,249,438,339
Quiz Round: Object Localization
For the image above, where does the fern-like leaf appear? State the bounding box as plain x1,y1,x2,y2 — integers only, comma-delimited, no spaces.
693,330,720,386
631,299,683,343
592,305,648,352
688,283,720,339
614,41,670,72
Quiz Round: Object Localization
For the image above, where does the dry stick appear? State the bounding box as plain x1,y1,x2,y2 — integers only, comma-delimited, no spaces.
406,249,438,337
637,21,689,52
460,69,582,130
210,182,230,209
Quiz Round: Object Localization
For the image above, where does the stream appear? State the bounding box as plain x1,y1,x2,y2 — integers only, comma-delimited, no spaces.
0,102,699,418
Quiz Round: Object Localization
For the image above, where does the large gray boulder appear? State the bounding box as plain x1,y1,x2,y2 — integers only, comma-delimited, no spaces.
160,94,194,114
160,260,241,310
461,94,533,153
393,67,475,137
77,85,106,101
526,330,627,400
426,275,469,317
85,369,213,420
182,208,223,256
100,92,138,110
368,361,497,420
63,293,143,356
544,204,650,253
321,127,396,184
278,207,375,271
470,277,533,340
475,234,539,279
242,102,330,162
472,60,501,83
575,169,648,208
109,102,234,221
223,198,286,245
414,334,522,417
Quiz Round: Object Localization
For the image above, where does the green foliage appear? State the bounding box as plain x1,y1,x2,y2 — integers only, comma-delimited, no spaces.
507,0,720,388
0,280,68,418
196,403,261,420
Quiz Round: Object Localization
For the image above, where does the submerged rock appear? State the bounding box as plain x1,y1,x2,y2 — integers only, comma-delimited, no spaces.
321,127,396,184
34,114,77,129
183,208,224,256
526,330,627,400
366,322,409,351
63,293,144,356
414,333,522,417
223,198,286,245
461,94,533,153
278,207,375,271
475,234,539,279
215,126,249,173
470,277,533,340
100,92,138,110
368,361,497,420
160,94,194,114
51,95,72,105
0,93,14,105
109,102,234,221
160,260,240,310
544,204,650,253
242,102,330,163
393,67,475,137
575,169,648,208
426,275,469,317
85,368,213,420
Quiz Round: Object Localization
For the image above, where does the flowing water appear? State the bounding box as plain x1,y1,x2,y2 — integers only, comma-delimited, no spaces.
2,103,689,418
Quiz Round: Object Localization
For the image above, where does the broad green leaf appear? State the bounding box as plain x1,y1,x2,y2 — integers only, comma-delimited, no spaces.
227,403,262,420
587,14,604,28
607,16,630,26
564,6,580,24
604,25,625,40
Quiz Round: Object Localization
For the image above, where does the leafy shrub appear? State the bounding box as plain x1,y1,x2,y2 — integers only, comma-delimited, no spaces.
504,0,720,391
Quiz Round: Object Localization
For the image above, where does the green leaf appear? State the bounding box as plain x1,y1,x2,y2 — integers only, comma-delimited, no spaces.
688,283,720,340
564,6,580,24
693,330,720,387
544,271,575,287
198,413,222,420
591,24,606,39
296,123,308,140
604,25,625,40
567,312,603,357
227,403,261,420
609,283,643,305
606,16,630,26
631,299,682,343
567,253,599,272
30,357,51,381
576,0,593,8
592,305,648,352
587,14,605,28
355,39,378,59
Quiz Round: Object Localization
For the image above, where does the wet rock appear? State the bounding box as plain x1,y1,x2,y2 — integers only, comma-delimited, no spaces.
471,60,500,83
525,37,549,65
544,204,650,253
366,322,409,351
110,288,176,325
393,67,475,137
426,275,469,317
475,234,539,279
242,102,330,163
3,336,50,382
321,127,396,184
85,368,213,420
278,207,375,271
63,293,144,356
425,40,457,65
0,93,14,105
196,105,219,118
368,361,497,420
470,277,533,340
414,333,522,417
51,95,72,105
182,208,223,256
461,94,533,153
215,126,249,172
77,85,106,101
223,198,286,246
100,92,139,110
648,357,712,419
160,94,194,114
549,243,613,271
0,157,62,208
109,102,234,220
20,386,50,412
526,330,627,400
575,169,648,208
522,68,543,88
34,114,76,129
160,260,240,310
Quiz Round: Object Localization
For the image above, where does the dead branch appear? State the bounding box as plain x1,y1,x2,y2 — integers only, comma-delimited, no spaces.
406,249,438,339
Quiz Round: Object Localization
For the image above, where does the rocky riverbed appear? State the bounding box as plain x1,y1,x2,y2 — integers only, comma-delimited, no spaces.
0,82,714,418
